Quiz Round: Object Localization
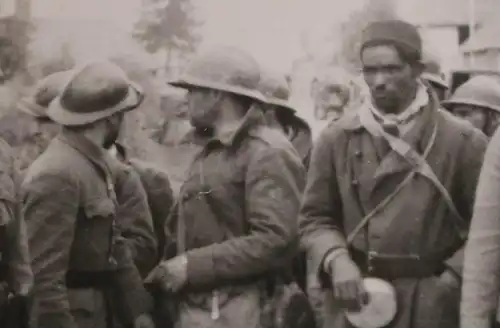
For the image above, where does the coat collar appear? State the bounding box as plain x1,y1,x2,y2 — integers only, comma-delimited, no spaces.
345,85,440,133
182,105,266,149
58,128,114,182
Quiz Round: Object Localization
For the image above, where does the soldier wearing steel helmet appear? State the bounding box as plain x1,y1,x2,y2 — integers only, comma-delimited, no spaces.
21,62,155,328
145,46,305,328
442,75,500,137
14,71,69,172
421,54,449,102
16,69,161,278
257,69,312,168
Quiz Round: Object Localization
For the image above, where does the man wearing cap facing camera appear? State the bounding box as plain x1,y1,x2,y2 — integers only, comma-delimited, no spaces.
145,46,305,328
299,20,487,328
21,62,155,328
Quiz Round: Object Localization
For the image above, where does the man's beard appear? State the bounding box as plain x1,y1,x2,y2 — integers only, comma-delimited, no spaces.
103,125,120,149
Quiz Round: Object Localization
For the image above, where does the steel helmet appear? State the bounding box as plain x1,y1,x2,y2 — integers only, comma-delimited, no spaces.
442,75,500,113
169,46,265,102
257,70,296,112
17,70,73,118
421,54,448,90
48,61,144,126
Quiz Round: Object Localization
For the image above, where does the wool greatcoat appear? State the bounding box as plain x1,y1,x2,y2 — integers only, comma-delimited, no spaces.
300,90,488,328
22,129,153,328
161,107,305,328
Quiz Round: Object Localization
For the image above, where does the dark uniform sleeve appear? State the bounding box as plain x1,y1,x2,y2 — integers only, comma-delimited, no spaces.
131,160,174,261
299,128,348,284
114,166,157,278
22,173,80,328
185,146,304,287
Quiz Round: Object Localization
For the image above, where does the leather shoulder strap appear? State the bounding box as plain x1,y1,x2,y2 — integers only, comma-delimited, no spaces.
357,108,467,241
347,109,438,244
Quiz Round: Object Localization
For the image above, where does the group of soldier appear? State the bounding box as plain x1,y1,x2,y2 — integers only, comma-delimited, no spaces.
2,17,500,328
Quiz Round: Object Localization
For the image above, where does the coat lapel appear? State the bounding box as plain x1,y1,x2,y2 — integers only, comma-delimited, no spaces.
343,115,381,214
369,94,439,196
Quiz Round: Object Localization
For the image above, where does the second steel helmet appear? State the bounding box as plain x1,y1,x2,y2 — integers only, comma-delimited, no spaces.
17,70,73,118
257,70,296,112
442,75,500,113
169,46,265,102
421,54,448,90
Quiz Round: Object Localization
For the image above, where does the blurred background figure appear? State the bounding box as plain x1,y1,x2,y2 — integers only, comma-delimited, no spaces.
152,85,189,146
442,75,500,137
310,68,351,122
13,71,69,172
421,54,449,102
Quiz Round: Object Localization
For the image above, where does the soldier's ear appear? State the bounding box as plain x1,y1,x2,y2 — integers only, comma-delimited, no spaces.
413,60,425,78
210,90,224,103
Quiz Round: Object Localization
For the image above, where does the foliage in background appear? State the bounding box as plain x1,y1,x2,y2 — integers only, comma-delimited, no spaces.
339,0,398,73
134,0,202,72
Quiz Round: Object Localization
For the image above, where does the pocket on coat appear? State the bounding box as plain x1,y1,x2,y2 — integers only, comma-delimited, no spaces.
84,198,116,219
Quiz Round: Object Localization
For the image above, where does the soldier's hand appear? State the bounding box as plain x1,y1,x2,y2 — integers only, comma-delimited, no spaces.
134,313,155,328
328,253,368,312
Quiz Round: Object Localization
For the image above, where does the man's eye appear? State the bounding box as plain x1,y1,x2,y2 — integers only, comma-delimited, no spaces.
387,66,403,73
362,67,376,74
362,66,403,75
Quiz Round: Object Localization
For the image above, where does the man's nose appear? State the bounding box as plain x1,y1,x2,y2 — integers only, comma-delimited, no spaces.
373,72,388,88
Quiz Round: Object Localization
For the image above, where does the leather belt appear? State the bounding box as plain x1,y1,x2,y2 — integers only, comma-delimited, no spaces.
351,248,445,280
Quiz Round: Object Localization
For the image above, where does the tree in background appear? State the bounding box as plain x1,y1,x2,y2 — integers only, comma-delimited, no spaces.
339,0,398,73
134,0,201,74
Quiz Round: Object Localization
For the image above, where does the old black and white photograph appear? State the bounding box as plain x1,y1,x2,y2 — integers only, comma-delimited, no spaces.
0,0,498,327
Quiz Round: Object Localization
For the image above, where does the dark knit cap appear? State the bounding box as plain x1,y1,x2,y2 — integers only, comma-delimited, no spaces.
360,20,422,61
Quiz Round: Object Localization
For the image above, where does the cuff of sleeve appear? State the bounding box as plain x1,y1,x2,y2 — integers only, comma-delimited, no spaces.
307,230,347,288
460,316,491,328
322,248,349,274
186,248,216,288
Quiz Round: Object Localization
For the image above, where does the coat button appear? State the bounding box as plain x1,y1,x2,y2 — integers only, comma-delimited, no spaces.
351,179,359,186
354,150,362,158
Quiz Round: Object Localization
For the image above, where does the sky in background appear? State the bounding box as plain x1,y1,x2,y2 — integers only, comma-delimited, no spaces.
31,0,367,73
